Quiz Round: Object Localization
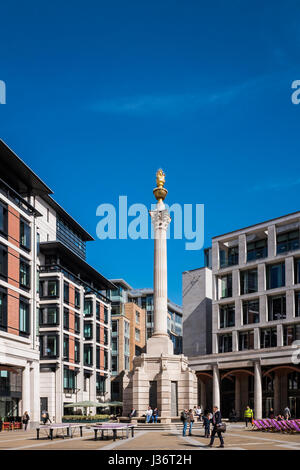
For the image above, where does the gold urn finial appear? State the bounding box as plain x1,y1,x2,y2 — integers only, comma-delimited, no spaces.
153,168,168,202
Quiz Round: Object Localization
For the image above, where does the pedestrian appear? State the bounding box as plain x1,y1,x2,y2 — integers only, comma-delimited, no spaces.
268,408,275,419
181,409,188,436
152,408,159,423
195,405,202,421
41,410,51,424
145,406,153,423
22,411,30,431
284,406,291,420
208,406,224,448
244,405,253,427
202,411,211,438
128,408,136,421
0,416,2,432
187,409,194,436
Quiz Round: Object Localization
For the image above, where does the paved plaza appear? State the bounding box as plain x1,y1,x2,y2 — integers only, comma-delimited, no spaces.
0,423,300,450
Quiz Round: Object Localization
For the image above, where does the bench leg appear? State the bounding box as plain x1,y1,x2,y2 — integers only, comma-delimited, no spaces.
80,426,83,437
50,429,53,440
131,427,134,438
113,429,116,441
37,429,39,440
94,429,98,441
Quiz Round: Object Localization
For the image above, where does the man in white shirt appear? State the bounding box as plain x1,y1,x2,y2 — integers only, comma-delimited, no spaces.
146,406,153,423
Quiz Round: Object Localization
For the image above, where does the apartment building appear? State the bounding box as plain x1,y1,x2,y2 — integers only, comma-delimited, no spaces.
183,212,300,419
0,139,114,423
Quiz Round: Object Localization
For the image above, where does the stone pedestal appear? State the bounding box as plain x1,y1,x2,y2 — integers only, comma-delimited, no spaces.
123,353,197,422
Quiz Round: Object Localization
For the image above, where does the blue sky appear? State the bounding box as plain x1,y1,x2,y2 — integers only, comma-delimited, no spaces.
1,0,300,304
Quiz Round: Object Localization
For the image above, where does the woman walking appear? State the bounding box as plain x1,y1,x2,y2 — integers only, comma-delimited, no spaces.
22,411,30,431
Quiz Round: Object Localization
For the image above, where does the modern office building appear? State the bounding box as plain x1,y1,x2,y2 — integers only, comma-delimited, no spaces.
107,280,183,401
0,139,114,424
183,212,300,419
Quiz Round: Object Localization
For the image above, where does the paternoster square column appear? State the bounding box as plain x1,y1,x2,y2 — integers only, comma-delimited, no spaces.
147,169,174,355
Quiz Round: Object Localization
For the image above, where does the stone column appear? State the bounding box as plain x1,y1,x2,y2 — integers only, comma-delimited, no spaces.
55,365,63,422
30,361,40,425
212,364,220,409
22,362,31,415
254,361,262,419
148,204,173,355
235,375,241,419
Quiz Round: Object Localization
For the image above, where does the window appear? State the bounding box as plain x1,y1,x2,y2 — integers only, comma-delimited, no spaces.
239,330,254,350
20,258,30,289
240,268,258,295
64,368,76,391
294,259,300,285
39,306,59,325
104,306,108,324
243,299,259,324
84,344,93,366
96,374,106,394
75,314,80,333
40,279,59,298
124,355,130,370
260,328,277,348
112,320,118,335
74,340,80,363
84,299,93,316
124,321,130,337
135,328,140,342
0,202,8,236
247,239,267,262
96,302,100,320
124,337,130,355
104,328,108,345
96,324,100,343
268,295,286,321
135,311,140,324
295,292,300,317
84,322,93,339
0,243,7,279
266,263,285,290
219,304,235,328
36,232,40,256
147,312,153,324
96,346,100,369
220,246,238,268
277,230,300,254
0,287,7,331
111,355,117,373
40,334,58,358
104,350,108,370
63,335,69,360
283,324,300,346
220,274,232,298
64,282,69,304
20,219,31,251
19,298,30,336
218,334,232,353
288,372,300,390
57,216,86,260
75,289,80,308
63,309,69,330
112,337,118,352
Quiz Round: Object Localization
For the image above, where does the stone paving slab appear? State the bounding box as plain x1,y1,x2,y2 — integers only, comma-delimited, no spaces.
1,425,300,450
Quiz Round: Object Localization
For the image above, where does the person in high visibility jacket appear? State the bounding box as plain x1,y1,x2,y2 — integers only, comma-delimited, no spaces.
244,405,254,427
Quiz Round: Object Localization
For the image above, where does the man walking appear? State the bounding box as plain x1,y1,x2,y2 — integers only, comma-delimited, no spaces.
284,406,291,420
181,409,188,436
244,405,253,427
208,406,224,448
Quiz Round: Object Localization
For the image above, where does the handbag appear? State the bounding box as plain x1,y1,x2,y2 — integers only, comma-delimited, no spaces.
217,422,226,433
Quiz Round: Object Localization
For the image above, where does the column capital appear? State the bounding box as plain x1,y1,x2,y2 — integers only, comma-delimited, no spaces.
149,209,171,231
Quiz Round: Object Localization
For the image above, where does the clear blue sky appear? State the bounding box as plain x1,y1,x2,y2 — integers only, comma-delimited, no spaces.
1,0,300,305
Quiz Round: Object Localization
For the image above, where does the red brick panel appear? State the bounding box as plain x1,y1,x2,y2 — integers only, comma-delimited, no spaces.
100,325,104,344
8,206,20,248
69,285,75,308
7,247,19,288
100,303,104,322
100,347,104,370
69,310,75,333
69,336,75,364
7,289,19,335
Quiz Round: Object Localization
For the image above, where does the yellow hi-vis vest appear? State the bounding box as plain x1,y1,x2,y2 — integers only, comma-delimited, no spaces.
244,408,253,418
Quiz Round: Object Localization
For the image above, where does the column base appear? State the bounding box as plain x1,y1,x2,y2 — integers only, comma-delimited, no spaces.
146,335,174,355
